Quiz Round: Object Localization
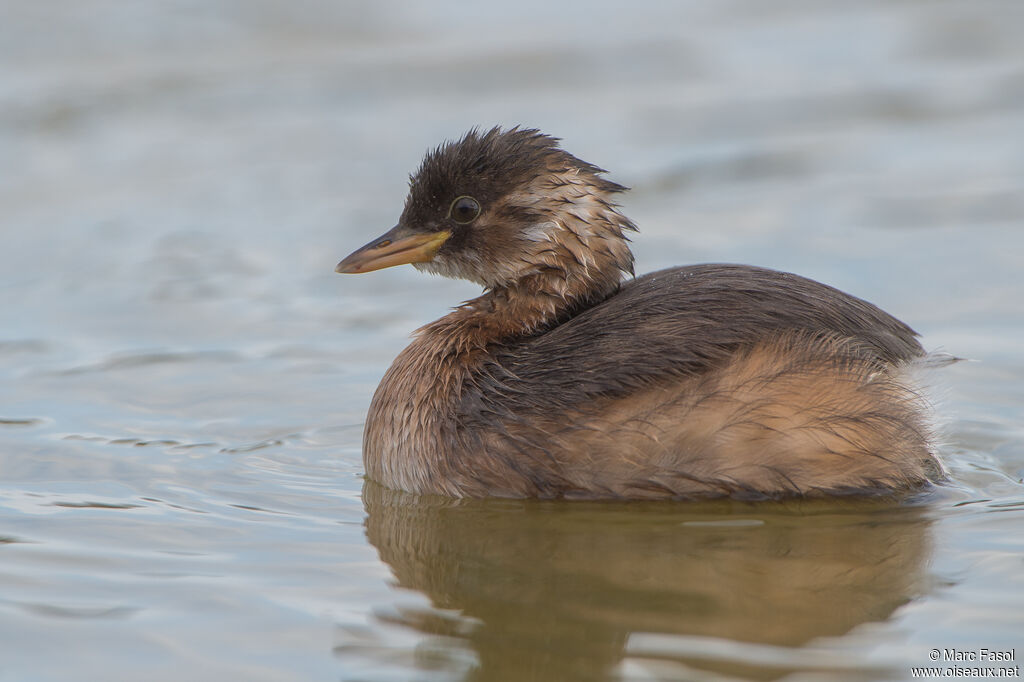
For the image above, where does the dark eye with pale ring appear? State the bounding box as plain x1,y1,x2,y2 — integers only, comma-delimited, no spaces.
448,196,481,224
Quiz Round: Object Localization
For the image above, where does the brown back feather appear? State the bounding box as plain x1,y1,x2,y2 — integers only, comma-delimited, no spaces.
461,264,923,423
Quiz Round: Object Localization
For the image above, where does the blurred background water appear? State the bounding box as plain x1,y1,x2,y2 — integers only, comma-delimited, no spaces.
2,1,1023,680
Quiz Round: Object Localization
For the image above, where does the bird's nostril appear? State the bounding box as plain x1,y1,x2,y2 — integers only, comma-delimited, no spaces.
377,240,392,248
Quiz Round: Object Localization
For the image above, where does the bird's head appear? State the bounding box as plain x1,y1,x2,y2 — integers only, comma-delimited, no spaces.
337,127,636,303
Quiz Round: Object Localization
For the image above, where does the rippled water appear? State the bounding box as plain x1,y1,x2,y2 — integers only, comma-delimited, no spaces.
2,1,1023,680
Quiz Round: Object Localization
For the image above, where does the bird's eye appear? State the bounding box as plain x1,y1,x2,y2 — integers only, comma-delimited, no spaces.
448,196,481,224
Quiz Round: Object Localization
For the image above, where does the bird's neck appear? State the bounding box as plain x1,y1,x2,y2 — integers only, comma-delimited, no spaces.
362,271,616,495
423,267,621,352
363,243,628,496
430,210,636,347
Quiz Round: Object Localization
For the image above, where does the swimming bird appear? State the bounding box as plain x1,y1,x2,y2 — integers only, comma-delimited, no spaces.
336,127,942,499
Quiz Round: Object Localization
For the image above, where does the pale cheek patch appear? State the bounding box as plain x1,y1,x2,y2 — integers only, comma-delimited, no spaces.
515,170,635,276
522,220,560,243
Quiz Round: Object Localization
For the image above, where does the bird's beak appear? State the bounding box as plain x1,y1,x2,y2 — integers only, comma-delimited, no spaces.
335,225,451,274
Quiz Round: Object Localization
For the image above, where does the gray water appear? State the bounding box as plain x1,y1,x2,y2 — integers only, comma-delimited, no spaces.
2,1,1023,680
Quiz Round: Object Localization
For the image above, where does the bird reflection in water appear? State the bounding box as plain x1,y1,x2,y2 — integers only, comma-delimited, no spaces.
348,481,934,681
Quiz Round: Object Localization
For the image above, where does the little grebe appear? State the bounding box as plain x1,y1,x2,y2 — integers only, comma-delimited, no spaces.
337,127,943,499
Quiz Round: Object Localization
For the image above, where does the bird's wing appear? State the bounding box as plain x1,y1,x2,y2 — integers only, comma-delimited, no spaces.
462,264,923,419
